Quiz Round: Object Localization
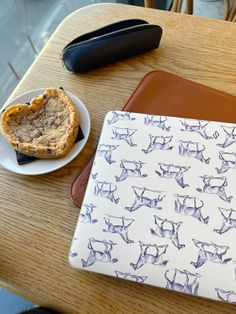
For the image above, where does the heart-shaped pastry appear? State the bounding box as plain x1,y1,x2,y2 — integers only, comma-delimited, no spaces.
0,88,80,159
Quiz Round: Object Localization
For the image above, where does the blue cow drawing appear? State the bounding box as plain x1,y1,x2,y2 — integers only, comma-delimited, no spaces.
180,120,212,139
174,194,209,224
215,288,236,304
165,269,201,295
196,175,232,203
115,271,147,283
142,135,173,154
103,215,134,243
155,163,190,188
144,115,171,131
130,241,168,270
150,215,185,250
217,126,236,148
96,144,119,164
214,207,236,235
178,140,210,164
81,238,118,268
191,239,232,268
111,127,137,146
125,186,165,212
79,203,98,224
115,160,147,182
94,180,120,204
107,111,135,124
216,151,236,174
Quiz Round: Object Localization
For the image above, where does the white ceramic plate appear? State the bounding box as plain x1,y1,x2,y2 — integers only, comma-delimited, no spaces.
0,88,90,175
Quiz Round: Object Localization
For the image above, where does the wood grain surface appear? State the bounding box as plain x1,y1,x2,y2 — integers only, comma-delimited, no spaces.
1,3,236,314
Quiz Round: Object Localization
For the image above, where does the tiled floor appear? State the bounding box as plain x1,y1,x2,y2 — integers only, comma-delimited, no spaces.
0,288,34,314
188,0,227,19
0,0,229,313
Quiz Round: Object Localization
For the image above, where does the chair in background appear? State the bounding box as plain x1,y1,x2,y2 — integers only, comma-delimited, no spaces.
144,0,157,8
144,0,193,14
144,0,232,20
227,0,236,21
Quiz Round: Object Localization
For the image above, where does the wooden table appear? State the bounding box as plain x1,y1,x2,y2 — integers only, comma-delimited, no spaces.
1,3,236,314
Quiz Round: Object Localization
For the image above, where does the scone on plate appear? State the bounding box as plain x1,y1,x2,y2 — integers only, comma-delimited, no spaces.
0,87,80,159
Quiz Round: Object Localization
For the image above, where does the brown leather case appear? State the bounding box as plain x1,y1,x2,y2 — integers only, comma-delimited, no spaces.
71,70,236,207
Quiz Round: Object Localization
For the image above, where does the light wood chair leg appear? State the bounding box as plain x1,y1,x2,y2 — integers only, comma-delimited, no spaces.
171,0,180,12
224,0,231,20
144,0,157,8
145,0,194,15
177,0,183,12
228,0,236,21
185,0,193,14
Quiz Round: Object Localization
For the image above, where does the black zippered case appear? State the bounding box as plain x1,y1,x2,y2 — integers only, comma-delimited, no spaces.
61,19,162,73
